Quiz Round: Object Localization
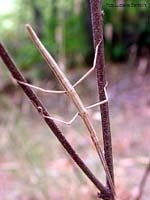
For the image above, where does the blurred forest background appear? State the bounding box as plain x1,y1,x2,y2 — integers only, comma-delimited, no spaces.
0,0,150,199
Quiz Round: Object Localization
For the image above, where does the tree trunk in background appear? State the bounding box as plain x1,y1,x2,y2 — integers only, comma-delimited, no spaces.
33,6,43,39
31,2,43,39
51,0,66,71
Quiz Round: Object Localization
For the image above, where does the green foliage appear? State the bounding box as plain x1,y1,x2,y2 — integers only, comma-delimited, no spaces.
112,43,127,61
102,0,150,62
0,0,149,77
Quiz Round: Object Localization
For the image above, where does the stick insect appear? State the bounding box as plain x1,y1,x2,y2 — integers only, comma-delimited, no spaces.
16,24,115,196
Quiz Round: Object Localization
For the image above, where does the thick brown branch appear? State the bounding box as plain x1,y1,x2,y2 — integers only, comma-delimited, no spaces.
89,0,115,197
0,42,110,198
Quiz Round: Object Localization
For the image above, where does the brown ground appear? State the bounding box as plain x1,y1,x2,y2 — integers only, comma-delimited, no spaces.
0,63,150,199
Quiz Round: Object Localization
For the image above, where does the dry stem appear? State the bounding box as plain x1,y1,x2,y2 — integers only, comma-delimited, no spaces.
135,160,150,200
89,1,115,197
0,41,111,198
24,24,115,196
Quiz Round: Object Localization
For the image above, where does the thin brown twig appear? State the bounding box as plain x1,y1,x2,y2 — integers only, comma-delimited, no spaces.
0,42,111,199
135,160,150,200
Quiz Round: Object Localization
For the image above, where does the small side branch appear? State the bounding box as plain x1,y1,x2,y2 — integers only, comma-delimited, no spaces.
0,42,111,198
135,160,150,200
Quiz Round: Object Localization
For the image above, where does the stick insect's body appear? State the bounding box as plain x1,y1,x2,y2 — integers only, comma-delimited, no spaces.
19,25,115,196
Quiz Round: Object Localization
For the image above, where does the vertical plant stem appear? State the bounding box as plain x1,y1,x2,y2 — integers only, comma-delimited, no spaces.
135,161,150,200
0,42,111,198
89,0,115,196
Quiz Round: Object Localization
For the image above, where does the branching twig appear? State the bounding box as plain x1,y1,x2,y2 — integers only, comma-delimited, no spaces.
135,160,150,200
23,24,115,196
89,0,115,197
0,42,111,199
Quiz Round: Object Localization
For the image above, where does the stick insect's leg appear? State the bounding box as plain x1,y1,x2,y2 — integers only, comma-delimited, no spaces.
86,99,108,109
73,40,102,88
86,84,108,109
38,107,79,125
16,79,66,94
16,39,100,93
